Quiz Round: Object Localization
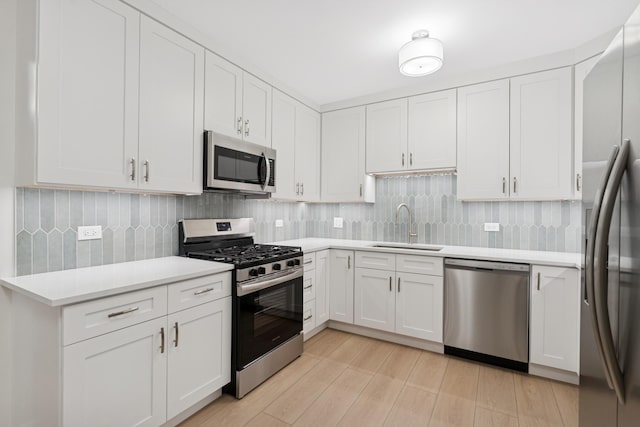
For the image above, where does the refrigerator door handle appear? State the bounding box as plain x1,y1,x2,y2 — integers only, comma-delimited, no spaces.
593,139,630,405
585,144,619,390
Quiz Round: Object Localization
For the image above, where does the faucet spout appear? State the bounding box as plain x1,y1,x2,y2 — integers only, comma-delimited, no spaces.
395,203,418,244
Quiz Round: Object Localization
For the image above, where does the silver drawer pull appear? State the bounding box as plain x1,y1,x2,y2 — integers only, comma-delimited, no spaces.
303,259,313,265
304,314,313,321
303,284,313,290
194,287,215,296
108,306,139,318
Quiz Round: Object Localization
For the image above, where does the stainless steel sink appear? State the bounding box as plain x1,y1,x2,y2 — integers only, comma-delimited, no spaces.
369,243,443,252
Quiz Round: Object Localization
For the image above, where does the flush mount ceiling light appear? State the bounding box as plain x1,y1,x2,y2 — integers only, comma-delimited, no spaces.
398,29,444,77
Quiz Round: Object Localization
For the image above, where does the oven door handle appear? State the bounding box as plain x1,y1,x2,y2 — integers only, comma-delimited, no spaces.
237,268,303,296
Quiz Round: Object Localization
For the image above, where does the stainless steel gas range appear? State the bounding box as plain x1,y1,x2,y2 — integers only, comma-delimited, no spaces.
178,218,303,398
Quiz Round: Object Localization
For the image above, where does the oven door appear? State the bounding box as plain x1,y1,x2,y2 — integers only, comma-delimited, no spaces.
205,131,276,193
236,274,303,369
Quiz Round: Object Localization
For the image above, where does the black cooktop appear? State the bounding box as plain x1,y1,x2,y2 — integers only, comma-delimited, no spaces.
187,244,302,268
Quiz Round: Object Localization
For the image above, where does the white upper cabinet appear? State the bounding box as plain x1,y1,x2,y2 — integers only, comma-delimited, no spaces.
510,67,573,200
322,107,375,203
366,99,408,173
407,89,457,171
271,90,298,200
204,53,272,146
37,0,140,189
457,79,511,200
574,55,601,199
295,103,321,201
204,51,243,138
138,17,204,194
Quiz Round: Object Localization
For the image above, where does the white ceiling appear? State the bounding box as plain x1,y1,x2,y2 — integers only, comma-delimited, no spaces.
150,0,639,106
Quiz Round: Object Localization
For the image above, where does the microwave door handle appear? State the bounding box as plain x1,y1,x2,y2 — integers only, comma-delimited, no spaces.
262,153,271,191
593,139,630,405
585,144,619,390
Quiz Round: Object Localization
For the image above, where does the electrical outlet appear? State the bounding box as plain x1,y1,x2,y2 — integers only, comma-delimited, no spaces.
484,223,500,232
275,219,284,228
78,225,103,241
333,217,344,228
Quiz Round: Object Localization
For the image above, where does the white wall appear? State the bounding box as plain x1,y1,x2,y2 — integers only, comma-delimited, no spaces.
0,0,17,423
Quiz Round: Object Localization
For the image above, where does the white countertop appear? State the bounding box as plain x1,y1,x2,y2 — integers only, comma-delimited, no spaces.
273,238,581,268
0,256,233,307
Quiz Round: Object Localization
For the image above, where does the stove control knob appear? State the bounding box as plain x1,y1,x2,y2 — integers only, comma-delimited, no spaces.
258,267,266,275
249,269,259,277
286,260,295,267
294,259,301,266
272,263,281,271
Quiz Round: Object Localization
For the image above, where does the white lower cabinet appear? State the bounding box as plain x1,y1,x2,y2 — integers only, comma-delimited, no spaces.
63,317,168,427
315,251,330,325
303,251,330,337
167,297,231,420
352,252,444,342
329,250,355,323
530,265,580,373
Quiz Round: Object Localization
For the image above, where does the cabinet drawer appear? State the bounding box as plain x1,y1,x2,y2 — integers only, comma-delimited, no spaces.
303,273,316,303
303,302,316,334
303,253,316,272
356,251,396,270
63,286,168,346
396,255,443,276
168,272,231,313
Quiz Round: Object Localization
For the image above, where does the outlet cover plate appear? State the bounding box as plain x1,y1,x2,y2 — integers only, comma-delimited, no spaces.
333,217,344,228
484,223,500,232
78,225,103,241
275,219,284,228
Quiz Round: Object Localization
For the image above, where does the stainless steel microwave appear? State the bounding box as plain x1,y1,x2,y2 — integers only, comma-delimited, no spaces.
204,131,276,195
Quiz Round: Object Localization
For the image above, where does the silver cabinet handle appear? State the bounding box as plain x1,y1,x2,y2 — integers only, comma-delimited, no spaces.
296,183,300,195
502,177,506,194
402,153,405,166
108,306,139,318
360,184,363,197
237,117,243,135
303,259,313,265
536,272,541,291
513,177,517,193
389,276,392,292
347,255,351,269
398,277,401,293
143,160,150,182
245,119,250,137
304,314,313,321
160,327,165,354
303,284,313,290
301,183,304,196
130,158,136,181
410,153,413,166
577,173,582,192
194,287,215,296
173,322,179,348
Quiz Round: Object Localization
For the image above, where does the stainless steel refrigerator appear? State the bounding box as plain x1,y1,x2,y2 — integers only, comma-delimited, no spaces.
580,4,640,426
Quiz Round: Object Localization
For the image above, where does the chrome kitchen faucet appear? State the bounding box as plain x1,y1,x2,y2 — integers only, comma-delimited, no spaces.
395,203,417,244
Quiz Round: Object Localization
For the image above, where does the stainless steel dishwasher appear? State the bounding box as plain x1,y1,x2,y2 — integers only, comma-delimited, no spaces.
444,258,530,372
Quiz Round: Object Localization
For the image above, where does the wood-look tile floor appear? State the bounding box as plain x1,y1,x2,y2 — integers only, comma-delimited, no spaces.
180,329,578,427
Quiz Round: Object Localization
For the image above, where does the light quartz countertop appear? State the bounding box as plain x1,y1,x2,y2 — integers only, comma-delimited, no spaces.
0,256,233,307
272,238,581,268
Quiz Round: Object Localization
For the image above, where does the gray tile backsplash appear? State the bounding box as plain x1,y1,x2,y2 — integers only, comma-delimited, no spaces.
14,174,582,275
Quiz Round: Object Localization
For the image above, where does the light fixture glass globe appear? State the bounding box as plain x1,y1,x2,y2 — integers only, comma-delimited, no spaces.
398,31,444,77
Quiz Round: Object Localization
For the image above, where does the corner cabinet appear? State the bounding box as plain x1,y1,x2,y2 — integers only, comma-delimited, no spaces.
21,0,204,194
321,107,375,203
530,265,580,373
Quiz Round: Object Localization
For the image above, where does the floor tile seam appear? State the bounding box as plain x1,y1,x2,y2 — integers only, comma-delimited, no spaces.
549,384,570,427
475,401,519,419
331,369,378,427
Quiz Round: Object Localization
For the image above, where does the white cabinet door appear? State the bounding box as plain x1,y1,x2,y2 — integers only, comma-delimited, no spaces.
329,250,354,323
303,302,316,335
574,56,600,199
167,297,231,420
530,266,580,373
295,103,321,202
407,89,457,171
271,90,297,199
204,51,243,138
395,272,443,342
63,317,167,427
366,99,408,173
37,0,140,189
354,268,396,333
242,73,272,146
315,250,330,325
138,17,204,194
510,68,573,200
322,107,373,202
457,79,510,200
